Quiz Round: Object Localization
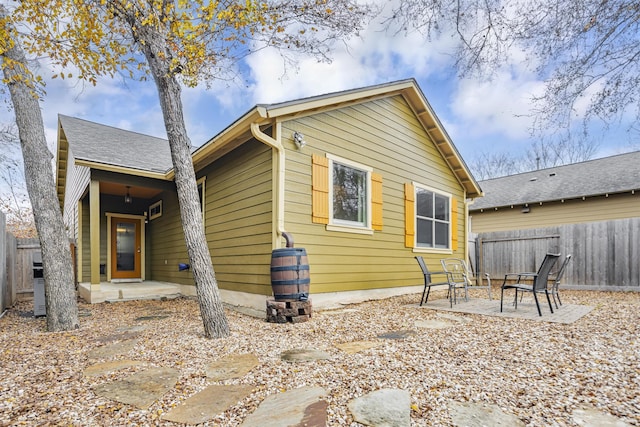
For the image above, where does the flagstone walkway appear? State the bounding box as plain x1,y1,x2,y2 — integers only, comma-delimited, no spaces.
84,309,630,426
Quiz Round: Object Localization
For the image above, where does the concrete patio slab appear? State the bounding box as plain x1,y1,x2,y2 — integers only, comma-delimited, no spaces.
412,298,593,323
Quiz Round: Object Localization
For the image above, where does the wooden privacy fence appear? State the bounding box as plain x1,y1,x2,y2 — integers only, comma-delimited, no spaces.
14,238,41,300
1,208,40,310
474,217,640,290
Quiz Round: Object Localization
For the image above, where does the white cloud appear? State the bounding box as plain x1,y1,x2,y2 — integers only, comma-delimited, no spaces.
450,69,546,141
243,2,457,105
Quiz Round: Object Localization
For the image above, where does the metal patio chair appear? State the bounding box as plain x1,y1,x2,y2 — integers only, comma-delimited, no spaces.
549,254,572,308
440,258,470,303
441,258,492,301
500,253,560,316
415,256,455,307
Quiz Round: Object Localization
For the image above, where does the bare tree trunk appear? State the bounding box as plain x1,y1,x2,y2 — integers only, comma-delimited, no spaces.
136,28,230,339
1,10,78,331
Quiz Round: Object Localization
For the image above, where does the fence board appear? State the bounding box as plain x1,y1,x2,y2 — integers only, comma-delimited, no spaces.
1,211,5,311
477,218,640,290
16,238,40,297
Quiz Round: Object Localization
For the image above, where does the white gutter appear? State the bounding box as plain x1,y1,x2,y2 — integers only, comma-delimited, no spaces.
250,122,288,249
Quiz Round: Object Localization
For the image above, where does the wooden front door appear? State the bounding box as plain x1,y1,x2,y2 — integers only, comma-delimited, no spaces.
111,217,141,279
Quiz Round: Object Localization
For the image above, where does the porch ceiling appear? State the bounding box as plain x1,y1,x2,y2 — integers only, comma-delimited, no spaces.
100,182,164,199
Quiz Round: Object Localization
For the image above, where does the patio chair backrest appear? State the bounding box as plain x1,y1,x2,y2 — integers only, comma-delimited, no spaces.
415,256,431,282
440,258,468,284
532,253,560,291
554,254,572,285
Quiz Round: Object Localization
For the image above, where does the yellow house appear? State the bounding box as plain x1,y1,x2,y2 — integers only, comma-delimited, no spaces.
55,79,483,310
470,151,640,233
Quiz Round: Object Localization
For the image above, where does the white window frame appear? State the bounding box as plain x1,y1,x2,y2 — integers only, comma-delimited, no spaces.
148,200,162,221
327,154,373,234
197,177,206,224
413,182,452,252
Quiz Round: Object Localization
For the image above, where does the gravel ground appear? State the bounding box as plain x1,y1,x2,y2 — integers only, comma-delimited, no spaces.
0,289,638,426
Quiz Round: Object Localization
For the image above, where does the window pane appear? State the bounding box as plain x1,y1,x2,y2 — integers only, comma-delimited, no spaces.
333,162,367,224
416,188,433,218
116,222,136,271
435,222,448,248
416,218,433,247
434,194,448,221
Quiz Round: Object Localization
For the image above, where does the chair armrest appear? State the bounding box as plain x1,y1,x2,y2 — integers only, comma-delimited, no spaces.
483,273,491,286
502,272,538,285
425,271,453,286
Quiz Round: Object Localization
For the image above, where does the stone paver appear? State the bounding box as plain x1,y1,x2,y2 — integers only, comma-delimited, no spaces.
435,313,471,323
348,388,411,427
162,384,253,424
414,319,456,329
449,400,525,427
297,399,328,427
319,308,360,316
377,330,416,340
334,340,383,354
87,338,140,359
572,407,632,427
115,325,147,333
83,360,146,377
92,367,179,409
241,386,326,427
281,348,332,362
206,353,260,381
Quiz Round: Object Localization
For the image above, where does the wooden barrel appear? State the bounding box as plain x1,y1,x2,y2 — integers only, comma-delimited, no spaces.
270,248,310,301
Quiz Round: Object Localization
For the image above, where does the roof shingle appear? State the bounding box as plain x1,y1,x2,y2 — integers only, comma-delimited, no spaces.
471,151,640,210
59,115,173,174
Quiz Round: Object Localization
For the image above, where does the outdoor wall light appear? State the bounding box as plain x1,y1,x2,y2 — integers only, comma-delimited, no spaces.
293,131,306,149
521,206,530,214
178,263,190,271
124,186,132,204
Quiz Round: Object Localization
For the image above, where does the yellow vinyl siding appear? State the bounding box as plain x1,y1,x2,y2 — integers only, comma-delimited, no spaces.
149,140,273,294
281,94,466,294
471,192,640,233
204,141,273,294
146,189,190,284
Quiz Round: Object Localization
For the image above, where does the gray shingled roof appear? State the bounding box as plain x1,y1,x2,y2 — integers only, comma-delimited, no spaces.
471,150,640,210
59,115,173,174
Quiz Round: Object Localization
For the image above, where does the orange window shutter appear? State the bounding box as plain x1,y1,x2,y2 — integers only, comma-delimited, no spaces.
404,183,415,248
312,154,329,224
451,198,458,251
371,172,383,231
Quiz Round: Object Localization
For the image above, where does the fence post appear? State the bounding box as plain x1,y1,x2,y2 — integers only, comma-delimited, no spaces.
1,211,5,311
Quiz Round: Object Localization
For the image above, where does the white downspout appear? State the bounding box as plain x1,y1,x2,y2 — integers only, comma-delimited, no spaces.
250,122,288,249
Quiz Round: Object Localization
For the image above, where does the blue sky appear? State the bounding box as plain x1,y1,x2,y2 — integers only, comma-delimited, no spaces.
2,2,638,176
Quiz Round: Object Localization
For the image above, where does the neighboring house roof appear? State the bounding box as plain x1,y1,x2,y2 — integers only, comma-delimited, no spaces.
59,115,173,174
57,79,482,198
470,150,640,210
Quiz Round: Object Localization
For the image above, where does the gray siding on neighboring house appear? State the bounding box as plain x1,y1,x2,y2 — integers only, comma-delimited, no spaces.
471,192,640,232
62,149,90,241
